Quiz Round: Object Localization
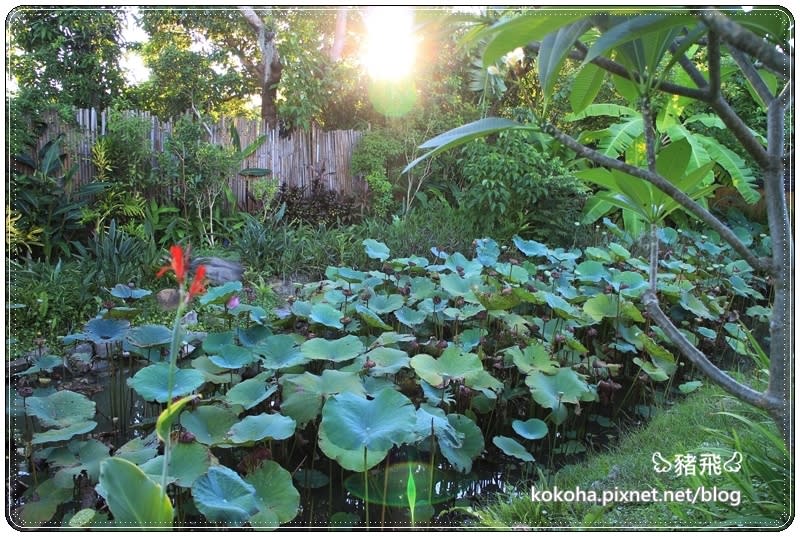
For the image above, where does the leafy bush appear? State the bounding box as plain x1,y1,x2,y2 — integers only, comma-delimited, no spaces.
73,220,157,290
351,130,404,217
457,130,588,244
276,179,360,227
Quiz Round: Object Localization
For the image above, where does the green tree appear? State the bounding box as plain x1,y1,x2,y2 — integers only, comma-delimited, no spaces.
408,8,793,450
8,7,127,110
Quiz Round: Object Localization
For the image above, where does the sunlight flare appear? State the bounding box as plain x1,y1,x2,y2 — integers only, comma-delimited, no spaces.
361,7,417,81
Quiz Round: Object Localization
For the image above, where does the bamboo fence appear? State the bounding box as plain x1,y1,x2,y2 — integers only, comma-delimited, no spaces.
30,108,365,210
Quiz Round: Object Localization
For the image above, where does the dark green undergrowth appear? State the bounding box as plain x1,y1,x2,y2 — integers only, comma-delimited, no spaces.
474,383,791,530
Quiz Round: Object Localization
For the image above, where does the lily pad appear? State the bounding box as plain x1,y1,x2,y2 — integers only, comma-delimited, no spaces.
363,238,391,261
224,372,277,410
192,465,260,525
505,344,559,375
411,347,501,394
367,293,405,314
227,413,296,444
493,435,535,462
309,303,344,329
84,318,130,345
525,368,595,425
437,414,484,474
199,281,243,306
140,441,213,488
26,390,96,428
513,236,549,257
362,347,410,376
127,324,172,348
320,389,416,452
512,418,548,440
678,380,703,394
208,344,256,370
475,238,500,267
254,334,306,370
293,468,329,489
128,363,205,403
394,306,428,327
180,405,240,446
32,421,98,445
317,426,388,472
109,284,152,300
354,303,393,330
245,461,301,528
279,370,366,427
18,354,63,376
301,335,364,363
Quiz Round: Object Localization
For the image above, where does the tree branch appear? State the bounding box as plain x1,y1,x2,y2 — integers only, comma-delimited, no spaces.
538,121,770,272
675,48,772,168
728,46,774,106
642,291,781,412
707,31,721,98
697,8,791,77
527,41,708,102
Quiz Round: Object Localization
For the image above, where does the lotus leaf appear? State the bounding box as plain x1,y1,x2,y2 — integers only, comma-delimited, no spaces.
439,252,478,277
19,478,74,525
455,328,486,352
237,325,272,347
371,331,416,347
208,343,256,369
679,291,714,319
244,461,301,528
199,281,243,306
361,347,409,376
192,465,260,524
127,324,172,348
109,284,152,300
495,262,530,283
363,238,391,261
413,404,462,449
227,413,296,444
224,372,276,410
293,468,329,489
320,389,416,452
512,418,549,440
98,457,173,526
394,306,428,327
26,390,96,428
475,238,500,267
437,414,484,473
191,355,238,384
574,260,611,283
409,276,436,300
140,441,213,488
128,363,205,403
202,331,235,354
633,357,670,381
354,303,393,330
411,347,501,394
317,426,388,472
344,463,457,507
513,236,549,258
366,293,405,314
84,318,130,345
279,370,366,427
543,292,582,320
157,395,201,442
115,436,159,465
525,368,595,425
180,405,240,446
678,380,703,394
68,508,99,528
18,354,63,376
300,335,364,362
505,343,559,375
583,246,612,262
493,436,535,462
309,303,344,329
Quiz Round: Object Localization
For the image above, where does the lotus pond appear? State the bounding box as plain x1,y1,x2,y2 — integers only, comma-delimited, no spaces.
7,218,773,529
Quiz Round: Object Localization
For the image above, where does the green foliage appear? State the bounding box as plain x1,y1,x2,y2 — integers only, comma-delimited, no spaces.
11,136,105,262
458,130,588,243
8,8,126,110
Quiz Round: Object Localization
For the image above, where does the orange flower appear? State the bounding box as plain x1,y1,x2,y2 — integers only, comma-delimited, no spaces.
188,265,207,300
157,245,187,284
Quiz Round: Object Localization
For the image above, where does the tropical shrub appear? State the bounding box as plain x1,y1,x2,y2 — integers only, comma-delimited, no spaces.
458,130,588,243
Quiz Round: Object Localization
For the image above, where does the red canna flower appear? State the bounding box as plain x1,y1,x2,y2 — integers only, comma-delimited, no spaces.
157,245,188,284
188,265,207,300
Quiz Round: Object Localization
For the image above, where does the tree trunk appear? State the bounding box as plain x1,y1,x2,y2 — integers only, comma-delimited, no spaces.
329,8,348,62
238,6,282,127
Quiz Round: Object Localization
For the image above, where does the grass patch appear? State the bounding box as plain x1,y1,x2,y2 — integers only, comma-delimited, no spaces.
474,383,790,530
